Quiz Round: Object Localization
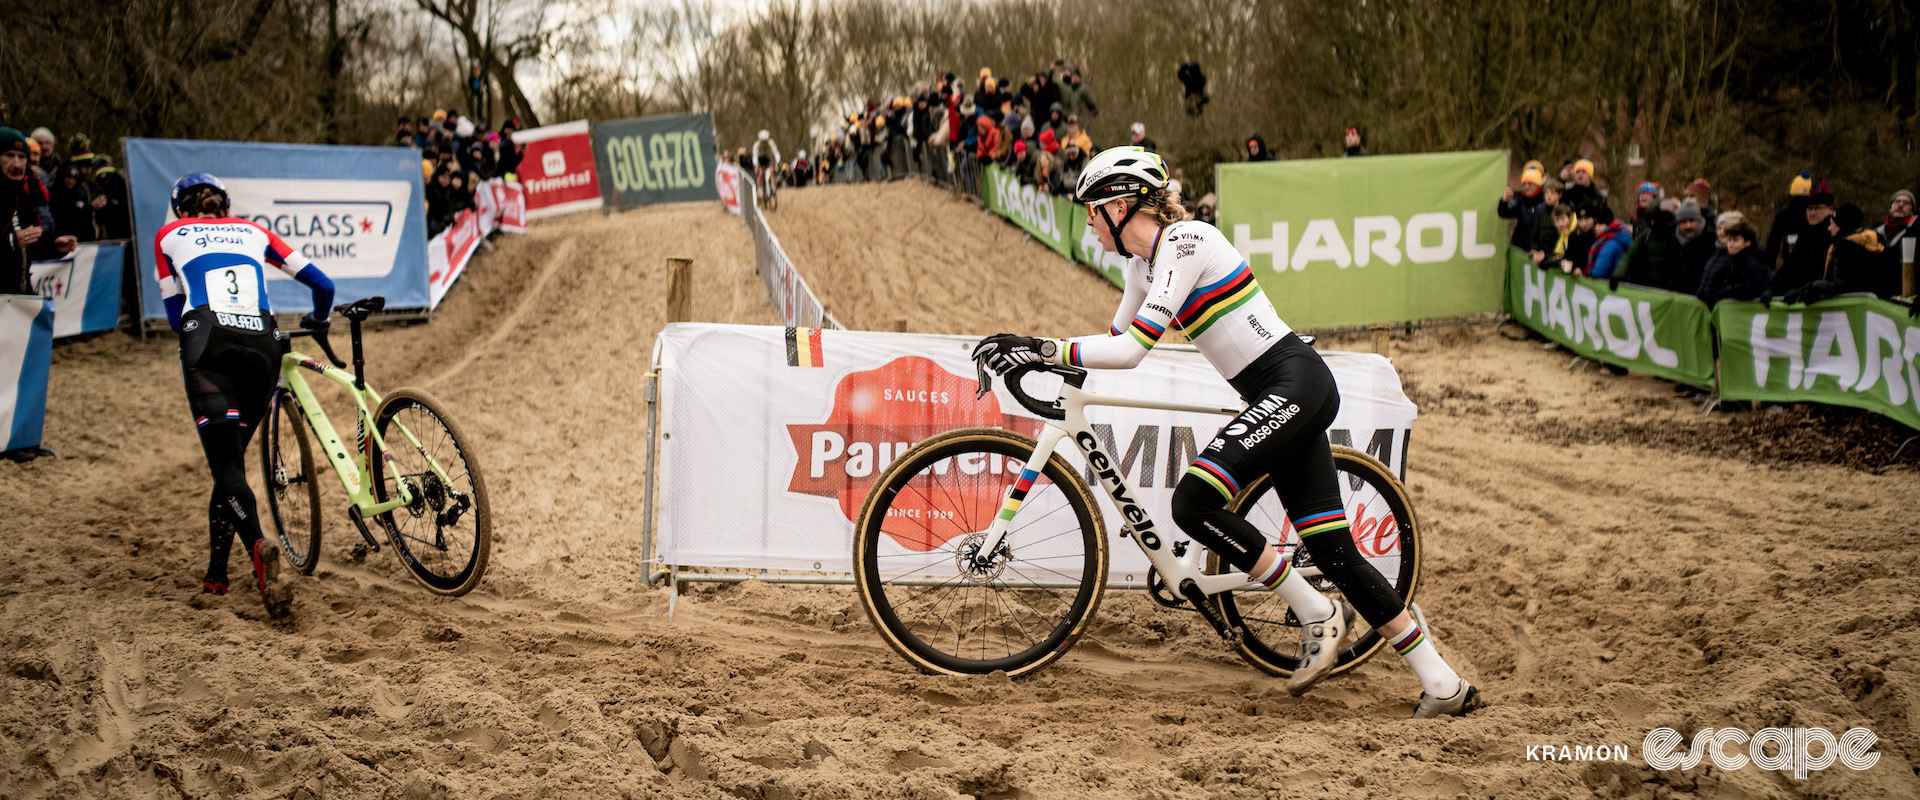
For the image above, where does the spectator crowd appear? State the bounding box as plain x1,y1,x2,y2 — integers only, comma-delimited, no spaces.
1498,159,1915,308
389,110,524,238
731,58,1390,234
3,124,132,296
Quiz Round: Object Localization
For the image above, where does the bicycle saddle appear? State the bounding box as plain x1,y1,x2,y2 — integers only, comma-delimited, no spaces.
334,296,387,321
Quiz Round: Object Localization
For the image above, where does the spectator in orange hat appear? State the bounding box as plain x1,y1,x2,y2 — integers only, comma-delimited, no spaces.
1563,158,1602,216
1681,178,1716,224
1766,171,1815,270
1498,160,1548,249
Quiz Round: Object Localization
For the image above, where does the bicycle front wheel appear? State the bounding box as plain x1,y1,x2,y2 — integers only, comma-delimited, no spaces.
853,427,1106,677
261,387,323,574
371,387,491,596
1207,444,1422,678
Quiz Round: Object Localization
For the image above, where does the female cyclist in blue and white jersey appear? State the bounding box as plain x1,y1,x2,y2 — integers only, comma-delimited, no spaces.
154,173,334,617
973,147,1479,717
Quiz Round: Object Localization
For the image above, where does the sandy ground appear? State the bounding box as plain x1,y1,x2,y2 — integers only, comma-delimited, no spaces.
2,183,1917,799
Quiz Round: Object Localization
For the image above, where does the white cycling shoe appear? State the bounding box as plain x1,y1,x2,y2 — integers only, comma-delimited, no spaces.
1285,601,1349,695
1410,680,1482,719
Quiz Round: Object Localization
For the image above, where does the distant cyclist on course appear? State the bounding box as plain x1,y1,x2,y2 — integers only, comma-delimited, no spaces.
752,129,782,199
155,173,335,617
972,147,1480,717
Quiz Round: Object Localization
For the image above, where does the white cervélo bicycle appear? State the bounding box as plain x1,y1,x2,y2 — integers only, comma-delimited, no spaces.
853,361,1422,678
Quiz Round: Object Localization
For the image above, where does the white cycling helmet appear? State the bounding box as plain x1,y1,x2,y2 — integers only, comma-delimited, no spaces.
797,149,807,158
1077,146,1171,258
758,129,771,141
1074,145,1168,206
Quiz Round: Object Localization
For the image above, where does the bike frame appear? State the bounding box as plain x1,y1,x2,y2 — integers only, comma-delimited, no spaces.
276,350,422,516
972,379,1290,598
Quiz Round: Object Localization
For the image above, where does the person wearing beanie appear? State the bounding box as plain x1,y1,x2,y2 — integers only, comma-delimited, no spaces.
1670,202,1716,292
1788,171,1813,196
2,127,77,297
1630,181,1663,237
1775,203,1892,302
1038,128,1059,154
1246,133,1276,162
1616,201,1684,291
1498,160,1548,250
1563,158,1602,216
1769,188,1841,300
1527,179,1566,260
1343,126,1368,157
1586,204,1633,280
1767,172,1819,269
1565,203,1599,275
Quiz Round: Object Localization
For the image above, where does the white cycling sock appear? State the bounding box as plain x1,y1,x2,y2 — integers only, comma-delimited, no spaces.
1391,625,1463,698
1252,547,1335,623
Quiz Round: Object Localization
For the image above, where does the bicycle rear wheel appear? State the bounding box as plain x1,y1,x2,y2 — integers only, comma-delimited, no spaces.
371,387,491,596
1206,445,1421,678
260,388,323,574
854,427,1106,677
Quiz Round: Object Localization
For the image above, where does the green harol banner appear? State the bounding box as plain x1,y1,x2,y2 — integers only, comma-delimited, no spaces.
1505,248,1717,386
1715,297,1920,431
981,165,1075,259
1217,150,1508,329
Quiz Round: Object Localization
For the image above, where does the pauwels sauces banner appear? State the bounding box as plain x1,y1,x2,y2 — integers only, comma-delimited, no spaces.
1216,150,1508,329
512,120,602,219
592,112,718,209
654,324,1418,579
126,138,430,318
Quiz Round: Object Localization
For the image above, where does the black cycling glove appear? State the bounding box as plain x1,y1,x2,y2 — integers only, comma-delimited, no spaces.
972,334,1057,374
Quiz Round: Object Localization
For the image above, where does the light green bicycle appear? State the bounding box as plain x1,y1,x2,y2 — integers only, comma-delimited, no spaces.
259,296,492,596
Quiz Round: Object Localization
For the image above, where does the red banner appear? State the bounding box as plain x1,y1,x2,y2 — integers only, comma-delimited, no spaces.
512,120,602,219
717,163,742,216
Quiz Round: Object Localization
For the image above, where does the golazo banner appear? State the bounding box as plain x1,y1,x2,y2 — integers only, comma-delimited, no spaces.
1715,297,1920,431
717,163,743,216
1217,150,1508,329
1504,248,1717,386
126,138,430,318
654,324,1417,578
1,295,54,451
30,241,126,338
512,120,602,219
592,112,718,209
428,178,527,308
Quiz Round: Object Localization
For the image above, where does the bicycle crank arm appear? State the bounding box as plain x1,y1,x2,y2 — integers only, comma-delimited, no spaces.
346,505,383,554
1177,578,1241,645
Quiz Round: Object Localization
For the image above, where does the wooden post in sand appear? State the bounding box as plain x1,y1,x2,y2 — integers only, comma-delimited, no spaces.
888,319,908,332
1369,325,1391,358
666,258,692,322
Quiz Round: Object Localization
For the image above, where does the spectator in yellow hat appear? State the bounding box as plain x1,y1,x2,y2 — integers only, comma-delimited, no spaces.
1563,158,1601,216
1497,160,1547,250
1766,171,1816,269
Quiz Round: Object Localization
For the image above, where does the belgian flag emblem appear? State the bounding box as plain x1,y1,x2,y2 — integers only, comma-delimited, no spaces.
786,327,824,367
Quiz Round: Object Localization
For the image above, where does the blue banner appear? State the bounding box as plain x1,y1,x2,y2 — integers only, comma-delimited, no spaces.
127,138,430,321
31,241,126,337
2,295,55,451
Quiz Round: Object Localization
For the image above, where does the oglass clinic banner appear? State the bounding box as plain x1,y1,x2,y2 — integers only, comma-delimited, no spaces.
127,138,431,319
512,120,602,219
30,241,125,337
591,112,718,209
1715,297,1920,431
1504,248,1717,386
1217,151,1508,329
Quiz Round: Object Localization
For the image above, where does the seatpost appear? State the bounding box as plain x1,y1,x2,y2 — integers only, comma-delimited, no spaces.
350,316,367,390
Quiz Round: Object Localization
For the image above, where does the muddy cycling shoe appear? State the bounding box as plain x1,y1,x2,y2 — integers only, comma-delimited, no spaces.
1285,603,1349,695
250,539,294,619
1411,681,1482,719
201,580,229,596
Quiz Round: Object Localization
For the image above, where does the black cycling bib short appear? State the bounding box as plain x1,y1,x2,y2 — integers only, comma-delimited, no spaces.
178,307,282,586
1044,221,1405,628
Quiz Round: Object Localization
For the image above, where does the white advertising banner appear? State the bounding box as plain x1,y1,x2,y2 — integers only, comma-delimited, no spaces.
655,323,1418,579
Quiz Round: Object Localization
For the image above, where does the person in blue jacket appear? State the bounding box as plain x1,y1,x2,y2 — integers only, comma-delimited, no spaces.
1585,205,1633,279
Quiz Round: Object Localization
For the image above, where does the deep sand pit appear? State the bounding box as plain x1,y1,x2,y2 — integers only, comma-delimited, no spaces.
2,183,1916,799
